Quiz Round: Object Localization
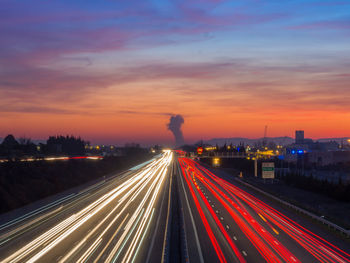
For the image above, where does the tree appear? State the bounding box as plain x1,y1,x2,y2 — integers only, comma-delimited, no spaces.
2,134,18,149
46,135,86,155
18,137,32,145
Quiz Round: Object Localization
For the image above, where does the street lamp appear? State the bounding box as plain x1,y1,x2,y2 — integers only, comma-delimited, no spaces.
212,157,220,167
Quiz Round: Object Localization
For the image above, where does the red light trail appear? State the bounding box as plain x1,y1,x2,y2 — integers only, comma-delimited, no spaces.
178,157,350,263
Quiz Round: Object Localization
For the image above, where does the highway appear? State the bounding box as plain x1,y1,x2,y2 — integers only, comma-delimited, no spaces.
177,157,350,263
0,151,173,263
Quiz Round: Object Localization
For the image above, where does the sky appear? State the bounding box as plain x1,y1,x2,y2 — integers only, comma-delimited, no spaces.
0,0,349,145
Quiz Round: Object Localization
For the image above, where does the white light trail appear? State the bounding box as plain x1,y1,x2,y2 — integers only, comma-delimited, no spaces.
2,152,172,263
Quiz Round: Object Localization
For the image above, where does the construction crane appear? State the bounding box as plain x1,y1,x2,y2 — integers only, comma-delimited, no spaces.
263,125,268,146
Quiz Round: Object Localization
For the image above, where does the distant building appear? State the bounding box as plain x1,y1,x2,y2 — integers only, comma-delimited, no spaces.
295,130,304,144
283,130,344,164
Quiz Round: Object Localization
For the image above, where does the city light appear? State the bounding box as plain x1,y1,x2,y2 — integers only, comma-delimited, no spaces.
212,157,220,166
205,146,216,151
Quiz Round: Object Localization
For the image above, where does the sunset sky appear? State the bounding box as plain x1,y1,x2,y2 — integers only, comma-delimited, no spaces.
1,0,349,145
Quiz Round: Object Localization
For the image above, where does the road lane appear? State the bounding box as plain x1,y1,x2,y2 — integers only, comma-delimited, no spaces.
0,151,173,263
2,153,349,263
177,157,350,263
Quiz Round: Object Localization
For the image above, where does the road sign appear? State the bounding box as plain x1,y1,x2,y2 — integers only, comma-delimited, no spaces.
262,162,275,179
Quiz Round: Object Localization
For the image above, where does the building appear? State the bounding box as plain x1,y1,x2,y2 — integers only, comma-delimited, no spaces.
295,130,304,144
284,130,343,164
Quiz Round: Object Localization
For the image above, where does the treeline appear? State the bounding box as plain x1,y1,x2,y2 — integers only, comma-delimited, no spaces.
46,135,86,155
0,135,37,157
0,154,151,214
278,172,350,202
0,134,88,158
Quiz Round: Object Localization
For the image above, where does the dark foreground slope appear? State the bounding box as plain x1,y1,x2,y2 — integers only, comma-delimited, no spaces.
0,154,152,214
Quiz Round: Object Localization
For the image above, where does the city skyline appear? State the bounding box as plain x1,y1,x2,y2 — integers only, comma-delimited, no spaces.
1,0,349,144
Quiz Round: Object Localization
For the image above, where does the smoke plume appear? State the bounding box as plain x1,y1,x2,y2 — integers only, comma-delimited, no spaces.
167,115,185,147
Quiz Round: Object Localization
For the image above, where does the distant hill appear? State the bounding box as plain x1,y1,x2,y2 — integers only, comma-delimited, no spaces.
31,139,46,144
204,136,349,146
316,137,349,144
204,137,294,146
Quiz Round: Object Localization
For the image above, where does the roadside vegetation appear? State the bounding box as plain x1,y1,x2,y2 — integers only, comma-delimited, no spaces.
278,172,350,202
0,152,152,214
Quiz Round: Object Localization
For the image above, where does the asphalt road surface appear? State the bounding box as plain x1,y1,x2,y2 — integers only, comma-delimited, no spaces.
0,151,173,263
1,152,350,263
177,157,350,263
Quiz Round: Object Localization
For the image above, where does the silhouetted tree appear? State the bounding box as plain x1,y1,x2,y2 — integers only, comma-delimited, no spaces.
2,134,18,149
46,135,85,155
1,134,19,158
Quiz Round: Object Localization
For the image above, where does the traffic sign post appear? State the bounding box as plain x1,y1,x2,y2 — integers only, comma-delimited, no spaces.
262,162,275,183
254,159,257,177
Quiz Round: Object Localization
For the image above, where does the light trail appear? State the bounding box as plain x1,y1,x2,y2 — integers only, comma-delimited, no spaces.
3,153,347,262
189,172,246,263
202,168,350,263
179,159,230,263
122,160,170,263
1,151,173,263
92,215,129,263
107,153,172,263
0,156,103,163
187,161,297,263
0,193,75,232
178,157,350,263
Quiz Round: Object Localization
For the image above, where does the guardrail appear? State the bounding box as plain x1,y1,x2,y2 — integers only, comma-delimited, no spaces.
162,160,190,263
162,162,174,263
235,178,350,237
176,160,190,263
